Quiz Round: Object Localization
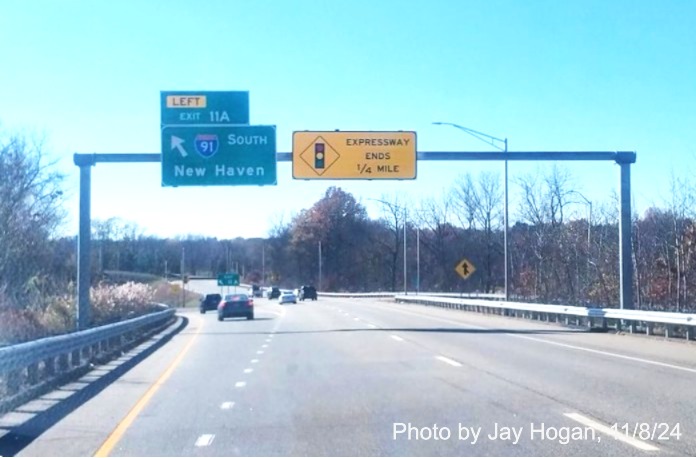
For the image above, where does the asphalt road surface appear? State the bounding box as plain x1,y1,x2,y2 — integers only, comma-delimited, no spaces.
6,280,696,456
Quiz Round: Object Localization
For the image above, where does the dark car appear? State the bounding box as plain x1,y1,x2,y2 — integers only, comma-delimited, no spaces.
249,284,263,298
218,293,254,321
299,285,317,301
199,293,222,314
266,286,281,299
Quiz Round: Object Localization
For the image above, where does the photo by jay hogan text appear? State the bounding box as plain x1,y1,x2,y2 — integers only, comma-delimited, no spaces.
392,422,600,445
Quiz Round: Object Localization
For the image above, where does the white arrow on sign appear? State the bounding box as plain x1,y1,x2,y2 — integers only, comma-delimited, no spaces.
171,135,188,157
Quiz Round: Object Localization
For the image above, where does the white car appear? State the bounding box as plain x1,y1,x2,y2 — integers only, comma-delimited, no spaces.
278,290,297,304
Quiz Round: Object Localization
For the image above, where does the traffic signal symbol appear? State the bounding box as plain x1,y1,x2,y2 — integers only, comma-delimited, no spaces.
315,143,325,169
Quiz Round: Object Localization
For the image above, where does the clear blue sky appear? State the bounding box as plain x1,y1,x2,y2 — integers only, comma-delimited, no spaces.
1,0,694,239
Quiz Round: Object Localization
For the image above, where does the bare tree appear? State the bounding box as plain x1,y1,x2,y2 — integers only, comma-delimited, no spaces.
0,131,65,308
373,194,406,292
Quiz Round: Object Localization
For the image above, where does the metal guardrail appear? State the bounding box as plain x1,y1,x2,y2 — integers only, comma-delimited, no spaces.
0,306,176,411
393,295,696,340
318,291,503,299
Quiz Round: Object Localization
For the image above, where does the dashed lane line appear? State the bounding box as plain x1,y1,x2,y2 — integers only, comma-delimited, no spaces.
195,434,215,447
564,413,659,451
436,355,463,367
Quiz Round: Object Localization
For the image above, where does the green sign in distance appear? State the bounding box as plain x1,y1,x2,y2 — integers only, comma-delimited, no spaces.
161,91,249,125
217,273,240,286
161,125,277,187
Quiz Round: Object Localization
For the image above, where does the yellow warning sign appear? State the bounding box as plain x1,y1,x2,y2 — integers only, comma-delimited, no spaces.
455,258,476,280
293,131,416,179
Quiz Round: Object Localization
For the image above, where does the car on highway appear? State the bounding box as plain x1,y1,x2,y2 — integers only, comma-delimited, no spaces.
199,293,222,314
266,286,281,299
278,290,297,305
298,285,317,301
248,284,263,298
217,293,254,321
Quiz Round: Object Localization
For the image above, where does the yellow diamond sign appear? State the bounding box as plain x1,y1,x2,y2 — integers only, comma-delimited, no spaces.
298,135,341,176
455,258,476,280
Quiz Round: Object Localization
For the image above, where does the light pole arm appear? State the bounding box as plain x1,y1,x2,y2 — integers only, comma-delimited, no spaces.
433,122,507,152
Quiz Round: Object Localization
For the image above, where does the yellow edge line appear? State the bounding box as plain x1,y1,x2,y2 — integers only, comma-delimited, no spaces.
94,315,202,457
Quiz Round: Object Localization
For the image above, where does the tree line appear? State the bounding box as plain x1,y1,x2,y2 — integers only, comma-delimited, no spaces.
2,130,695,312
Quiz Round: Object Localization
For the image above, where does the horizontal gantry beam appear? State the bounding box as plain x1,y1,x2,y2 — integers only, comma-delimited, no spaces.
74,151,636,165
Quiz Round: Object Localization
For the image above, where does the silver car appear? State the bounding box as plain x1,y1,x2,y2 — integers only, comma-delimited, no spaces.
278,290,297,304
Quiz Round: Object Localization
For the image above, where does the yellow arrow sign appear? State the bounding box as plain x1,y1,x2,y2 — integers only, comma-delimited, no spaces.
455,258,476,280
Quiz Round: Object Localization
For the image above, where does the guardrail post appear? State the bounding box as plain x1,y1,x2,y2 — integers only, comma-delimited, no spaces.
71,349,81,367
665,325,674,339
58,353,69,372
629,321,637,333
686,326,693,341
27,362,39,385
646,323,653,336
6,369,22,395
44,357,56,377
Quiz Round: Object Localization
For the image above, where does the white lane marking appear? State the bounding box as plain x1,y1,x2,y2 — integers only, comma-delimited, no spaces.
377,303,696,375
251,359,259,364
390,335,404,342
265,338,272,342
220,402,235,410
367,324,377,328
235,381,246,388
353,318,360,321
262,344,268,348
195,434,215,447
257,350,264,354
513,334,696,375
244,368,253,374
564,413,659,451
436,355,463,367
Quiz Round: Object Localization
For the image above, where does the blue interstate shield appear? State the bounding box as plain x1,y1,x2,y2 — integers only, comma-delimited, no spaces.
194,134,219,158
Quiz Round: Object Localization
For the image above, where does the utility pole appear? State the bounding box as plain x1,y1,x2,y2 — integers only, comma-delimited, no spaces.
262,243,265,286
433,122,509,299
416,227,420,294
318,241,323,291
403,208,407,295
181,246,186,308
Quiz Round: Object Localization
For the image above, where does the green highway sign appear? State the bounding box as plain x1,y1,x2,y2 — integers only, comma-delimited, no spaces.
161,125,277,187
217,273,240,286
161,91,249,125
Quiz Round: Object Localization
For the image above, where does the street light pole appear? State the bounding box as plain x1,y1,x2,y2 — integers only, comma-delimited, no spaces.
403,207,407,295
318,241,323,291
416,227,420,294
433,122,509,299
503,138,509,301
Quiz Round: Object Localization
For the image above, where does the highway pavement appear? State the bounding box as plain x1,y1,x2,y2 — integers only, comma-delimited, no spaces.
6,282,696,456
